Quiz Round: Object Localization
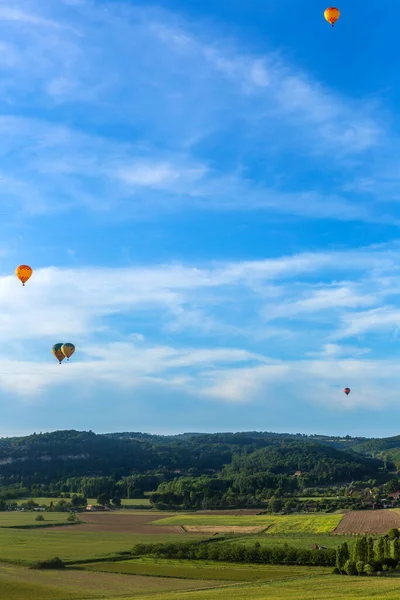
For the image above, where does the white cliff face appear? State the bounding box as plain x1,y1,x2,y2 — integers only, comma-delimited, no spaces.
0,453,90,464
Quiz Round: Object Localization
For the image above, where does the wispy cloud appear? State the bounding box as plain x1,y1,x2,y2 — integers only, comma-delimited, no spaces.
0,243,399,412
0,1,396,225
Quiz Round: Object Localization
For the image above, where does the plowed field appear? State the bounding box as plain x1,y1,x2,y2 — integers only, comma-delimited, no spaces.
333,510,400,535
52,512,185,534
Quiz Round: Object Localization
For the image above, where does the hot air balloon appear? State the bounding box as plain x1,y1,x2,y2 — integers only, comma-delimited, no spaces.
15,265,32,286
52,343,65,364
61,343,75,361
324,7,340,27
344,388,351,396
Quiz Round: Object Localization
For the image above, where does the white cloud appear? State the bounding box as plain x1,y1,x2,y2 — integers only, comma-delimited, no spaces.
0,1,394,224
336,307,400,340
0,244,398,411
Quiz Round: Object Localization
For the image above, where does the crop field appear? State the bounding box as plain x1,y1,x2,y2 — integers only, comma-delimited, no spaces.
81,557,331,582
183,526,265,534
74,511,185,533
155,513,344,534
333,510,400,535
0,563,230,599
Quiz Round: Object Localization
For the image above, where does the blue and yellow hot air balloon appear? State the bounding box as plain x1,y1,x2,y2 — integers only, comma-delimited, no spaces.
52,343,65,364
61,343,75,361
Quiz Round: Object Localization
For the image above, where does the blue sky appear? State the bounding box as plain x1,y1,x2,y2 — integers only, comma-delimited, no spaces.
1,0,400,438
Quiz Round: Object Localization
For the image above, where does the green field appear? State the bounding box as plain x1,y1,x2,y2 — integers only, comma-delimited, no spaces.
0,528,205,565
0,512,73,528
0,509,394,600
154,513,343,533
14,497,151,507
0,563,229,599
114,576,400,600
216,532,354,549
82,557,331,581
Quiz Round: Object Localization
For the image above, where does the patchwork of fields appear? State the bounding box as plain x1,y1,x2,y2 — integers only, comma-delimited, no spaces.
155,513,344,534
0,508,400,599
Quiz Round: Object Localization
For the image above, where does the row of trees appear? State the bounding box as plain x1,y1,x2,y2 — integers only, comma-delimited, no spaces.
127,530,400,573
131,541,336,566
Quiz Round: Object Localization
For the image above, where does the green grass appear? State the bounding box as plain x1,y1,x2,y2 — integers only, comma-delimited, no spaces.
215,532,355,549
154,513,343,533
81,557,331,582
297,497,339,502
0,528,207,565
0,562,229,599
0,579,81,600
106,575,400,600
0,512,73,528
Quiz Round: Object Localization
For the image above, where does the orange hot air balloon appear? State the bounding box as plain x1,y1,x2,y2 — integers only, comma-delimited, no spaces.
15,265,32,286
324,7,340,27
344,388,351,396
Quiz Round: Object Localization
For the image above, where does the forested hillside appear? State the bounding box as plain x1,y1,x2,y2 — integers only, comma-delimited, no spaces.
0,429,394,509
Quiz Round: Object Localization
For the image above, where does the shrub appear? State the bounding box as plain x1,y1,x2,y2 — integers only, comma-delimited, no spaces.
30,557,65,570
387,528,400,540
35,515,44,521
332,567,340,575
344,560,357,576
364,564,374,576
356,561,365,575
383,558,398,569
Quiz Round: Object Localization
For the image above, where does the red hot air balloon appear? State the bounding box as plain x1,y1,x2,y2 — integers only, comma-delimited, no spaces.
344,388,351,396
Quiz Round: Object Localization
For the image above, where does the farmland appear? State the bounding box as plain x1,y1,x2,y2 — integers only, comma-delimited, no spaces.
154,513,344,534
82,558,331,581
0,512,207,565
0,562,231,599
0,512,73,528
117,577,400,600
333,509,400,535
1,508,400,599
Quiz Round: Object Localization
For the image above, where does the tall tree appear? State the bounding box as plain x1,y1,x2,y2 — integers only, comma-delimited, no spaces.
367,537,374,564
393,538,400,562
376,537,385,562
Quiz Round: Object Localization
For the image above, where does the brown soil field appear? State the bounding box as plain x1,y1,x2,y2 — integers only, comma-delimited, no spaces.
333,510,400,535
183,526,265,534
52,512,186,534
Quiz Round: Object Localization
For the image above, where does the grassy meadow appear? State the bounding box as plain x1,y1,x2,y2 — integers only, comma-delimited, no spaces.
81,557,331,581
117,577,400,600
0,512,73,528
214,532,355,548
0,527,206,565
